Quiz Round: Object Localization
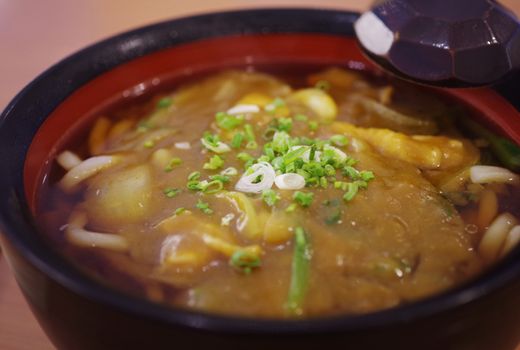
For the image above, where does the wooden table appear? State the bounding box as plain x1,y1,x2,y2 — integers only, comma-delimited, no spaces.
1,1,520,349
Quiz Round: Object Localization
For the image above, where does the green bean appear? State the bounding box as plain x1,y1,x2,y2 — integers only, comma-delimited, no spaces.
461,118,520,171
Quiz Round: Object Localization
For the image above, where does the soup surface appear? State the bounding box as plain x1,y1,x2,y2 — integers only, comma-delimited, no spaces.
38,67,520,318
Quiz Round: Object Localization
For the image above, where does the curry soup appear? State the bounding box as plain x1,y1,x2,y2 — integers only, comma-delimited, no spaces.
37,67,520,318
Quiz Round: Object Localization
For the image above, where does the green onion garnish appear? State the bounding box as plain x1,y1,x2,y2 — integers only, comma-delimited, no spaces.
156,97,173,109
203,155,224,170
262,189,281,207
163,188,181,198
343,182,359,202
308,121,318,131
330,134,348,146
285,203,298,213
246,140,258,150
276,118,293,132
209,174,230,183
188,171,201,181
164,157,182,172
215,111,244,130
196,199,213,215
174,207,186,216
342,166,360,180
143,140,155,148
221,167,238,176
231,132,244,149
360,170,375,182
244,124,256,143
204,180,224,194
285,227,311,316
293,191,314,207
237,152,254,163
230,250,261,275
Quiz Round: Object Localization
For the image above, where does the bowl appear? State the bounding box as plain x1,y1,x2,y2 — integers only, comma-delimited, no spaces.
1,9,519,350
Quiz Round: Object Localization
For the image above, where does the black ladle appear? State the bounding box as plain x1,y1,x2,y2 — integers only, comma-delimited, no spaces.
354,0,520,87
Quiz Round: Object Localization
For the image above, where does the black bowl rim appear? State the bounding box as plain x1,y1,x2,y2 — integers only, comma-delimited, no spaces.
1,8,520,334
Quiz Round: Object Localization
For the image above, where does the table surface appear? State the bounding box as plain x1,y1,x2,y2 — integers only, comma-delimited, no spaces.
1,1,520,349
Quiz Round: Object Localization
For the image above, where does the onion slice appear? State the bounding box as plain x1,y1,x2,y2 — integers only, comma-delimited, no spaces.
174,142,191,150
66,211,128,252
470,165,519,185
501,225,520,256
323,144,348,163
59,155,120,193
200,138,230,153
479,212,518,263
227,104,260,115
275,173,306,190
235,162,275,193
56,150,82,170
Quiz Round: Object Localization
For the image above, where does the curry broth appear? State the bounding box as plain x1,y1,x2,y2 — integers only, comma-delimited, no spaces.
37,66,520,318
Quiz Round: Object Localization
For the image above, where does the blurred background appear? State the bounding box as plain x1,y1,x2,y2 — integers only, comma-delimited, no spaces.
1,1,519,349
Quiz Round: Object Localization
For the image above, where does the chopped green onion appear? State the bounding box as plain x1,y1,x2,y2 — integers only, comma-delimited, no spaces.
244,124,256,142
308,121,318,131
262,127,277,141
143,140,155,148
215,111,244,130
262,189,281,207
283,147,308,166
265,97,286,113
286,227,311,316
343,182,359,202
231,132,244,149
164,157,182,172
187,180,205,191
210,174,231,183
345,157,358,166
272,131,291,154
204,180,224,194
230,250,261,275
293,191,314,207
203,155,225,170
324,164,336,176
156,97,173,109
201,132,230,153
237,152,254,163
188,171,201,181
246,140,258,149
221,167,238,176
277,118,293,132
163,187,181,198
196,199,213,215
342,166,360,180
285,203,298,213
174,207,186,216
360,170,375,182
330,134,348,146
319,177,328,188
355,180,368,189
